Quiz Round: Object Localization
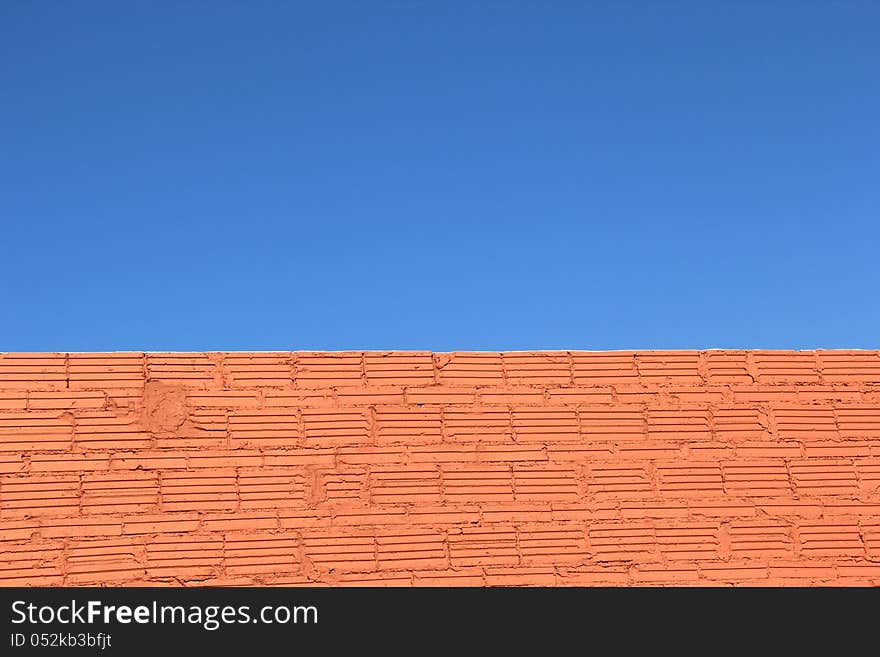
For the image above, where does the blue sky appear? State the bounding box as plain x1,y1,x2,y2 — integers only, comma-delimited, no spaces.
2,2,877,351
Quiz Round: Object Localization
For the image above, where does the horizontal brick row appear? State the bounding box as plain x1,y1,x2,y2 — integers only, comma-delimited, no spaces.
3,351,880,391
3,459,880,514
3,519,880,585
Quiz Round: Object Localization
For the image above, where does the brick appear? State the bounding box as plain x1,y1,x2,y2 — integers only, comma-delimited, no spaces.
667,387,729,403
0,518,40,542
28,391,105,410
372,467,442,505
803,441,873,458
797,521,864,557
0,392,27,410
571,352,637,386
42,516,123,538
201,513,279,532
476,445,548,462
767,559,838,580
302,408,369,446
728,520,794,557
636,352,702,385
123,513,201,535
223,353,292,388
336,386,405,405
223,532,300,576
68,536,147,578
579,407,645,441
514,465,580,501
444,408,511,442
656,463,723,496
374,406,443,445
405,386,477,405
1,473,80,517
413,569,485,586
589,522,657,561
230,409,300,447
836,406,880,439
335,572,413,586
147,353,219,387
552,501,619,521
31,454,109,473
558,564,630,585
503,352,571,385
479,387,545,405
435,352,504,385
688,498,757,518
295,352,363,388
81,471,158,514
546,387,614,405
796,386,863,403
481,503,552,523
630,562,701,584
705,351,752,384
68,353,144,390
0,353,67,389
825,499,880,516
75,412,152,450
109,450,188,470
517,524,588,564
485,567,557,586
0,454,25,475
699,560,769,581
330,506,409,527
512,407,579,442
322,470,368,508
647,408,711,441
364,352,434,385
713,408,767,440
754,351,820,383
376,529,447,570
160,469,239,512
262,448,335,467
686,442,736,459
336,446,406,465
0,411,73,451
301,530,377,572
789,458,859,496
448,526,519,567
586,464,653,497
187,390,261,409
755,498,823,519
773,406,837,440
187,449,265,469
721,460,792,497
835,560,880,579
817,351,880,383
547,443,614,461
442,465,514,503
619,500,689,519
409,444,477,464
407,504,480,525
734,441,803,458
655,521,719,560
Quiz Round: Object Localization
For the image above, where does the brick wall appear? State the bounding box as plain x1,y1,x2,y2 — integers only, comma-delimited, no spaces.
1,350,879,586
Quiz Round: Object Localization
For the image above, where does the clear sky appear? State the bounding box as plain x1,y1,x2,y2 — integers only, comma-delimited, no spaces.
2,2,877,352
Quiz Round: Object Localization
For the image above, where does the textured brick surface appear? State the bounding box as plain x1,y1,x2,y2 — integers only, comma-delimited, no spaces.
1,350,879,586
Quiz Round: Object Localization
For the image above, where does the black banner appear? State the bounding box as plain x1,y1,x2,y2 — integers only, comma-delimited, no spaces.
0,586,873,653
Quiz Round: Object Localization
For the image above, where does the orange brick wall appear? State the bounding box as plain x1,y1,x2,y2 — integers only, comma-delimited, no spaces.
2,350,879,586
